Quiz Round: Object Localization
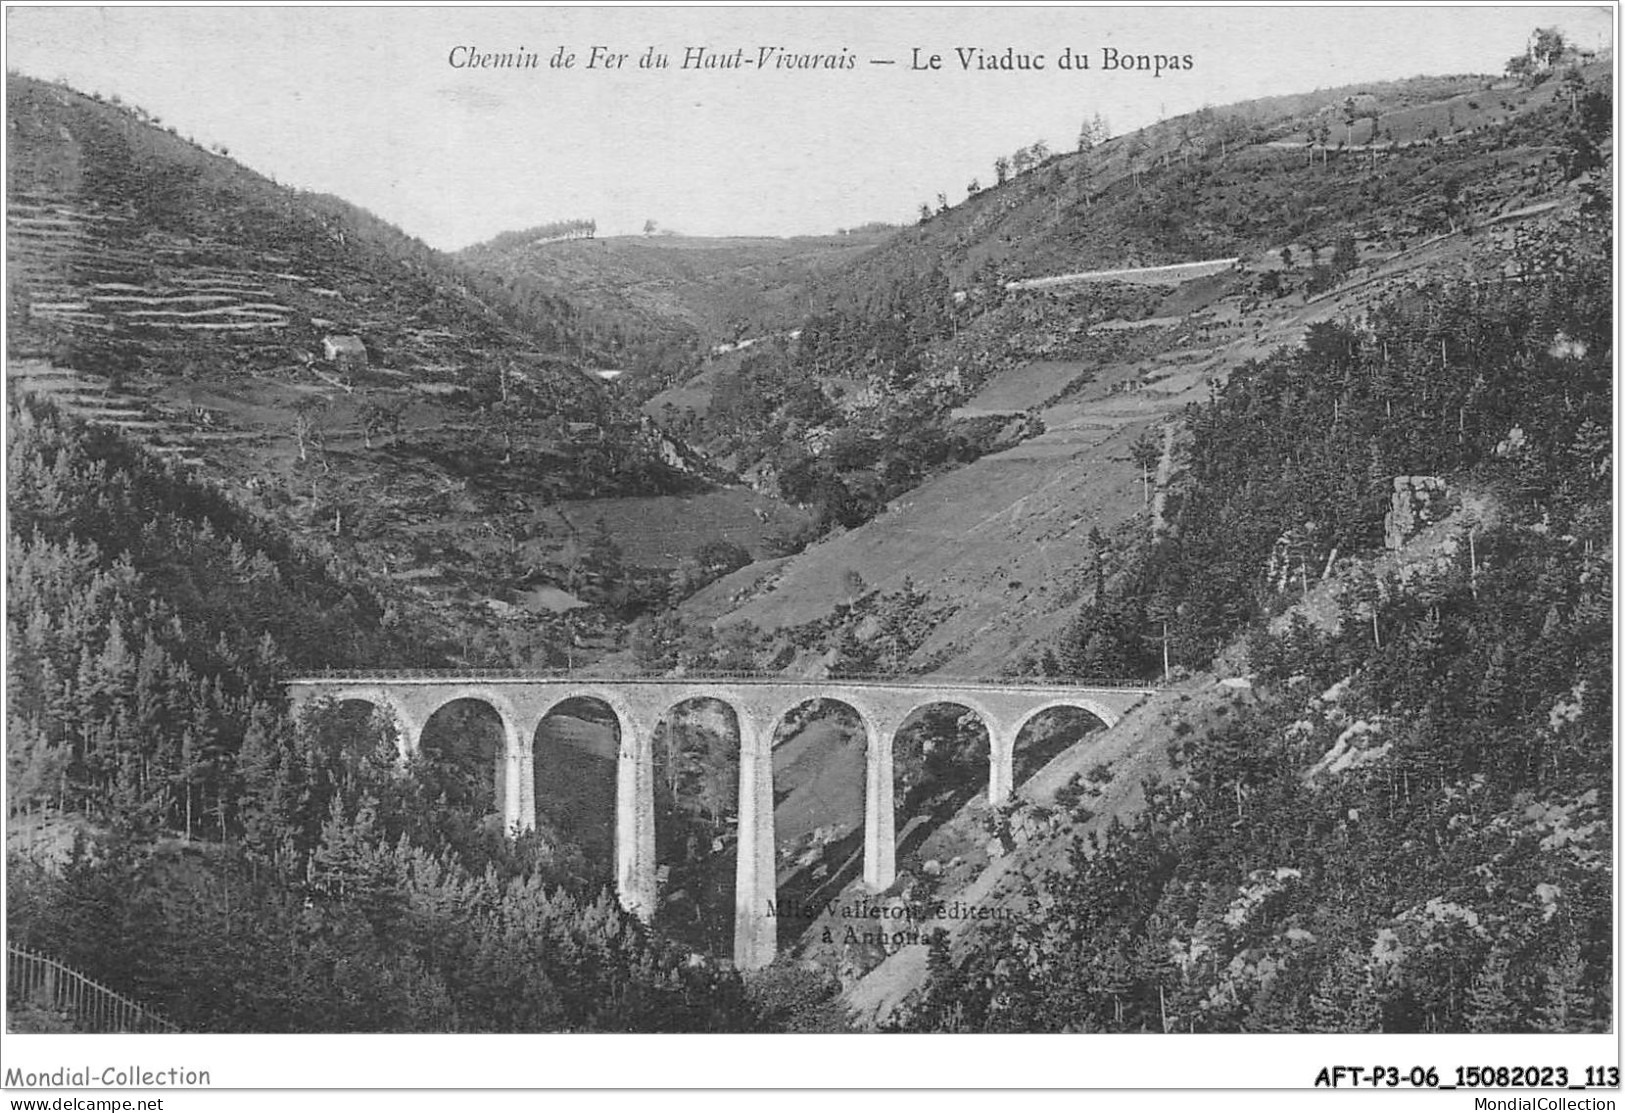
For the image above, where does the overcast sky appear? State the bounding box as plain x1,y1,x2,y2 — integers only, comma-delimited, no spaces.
5,5,1614,249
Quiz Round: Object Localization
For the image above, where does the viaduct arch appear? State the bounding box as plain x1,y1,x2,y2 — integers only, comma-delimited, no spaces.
287,673,1152,970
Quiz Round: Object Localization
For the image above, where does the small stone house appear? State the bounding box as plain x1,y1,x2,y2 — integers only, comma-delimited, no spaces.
321,335,368,368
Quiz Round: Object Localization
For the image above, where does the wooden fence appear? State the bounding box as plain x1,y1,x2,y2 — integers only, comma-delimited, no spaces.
6,944,179,1033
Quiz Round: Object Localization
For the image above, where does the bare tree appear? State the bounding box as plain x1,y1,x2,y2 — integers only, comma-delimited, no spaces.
292,396,326,464
1125,132,1149,188
1130,430,1161,506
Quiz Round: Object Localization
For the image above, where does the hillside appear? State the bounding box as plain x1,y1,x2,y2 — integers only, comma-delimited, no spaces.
624,50,1612,1023
811,170,1611,1026
854,469,1609,1031
631,59,1606,433
889,327,1608,1036
459,231,888,359
6,74,809,667
7,76,617,393
667,56,1612,679
798,66,1604,298
4,396,772,1031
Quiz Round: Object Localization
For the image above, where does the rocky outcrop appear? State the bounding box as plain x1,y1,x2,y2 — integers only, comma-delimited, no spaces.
1383,476,1451,549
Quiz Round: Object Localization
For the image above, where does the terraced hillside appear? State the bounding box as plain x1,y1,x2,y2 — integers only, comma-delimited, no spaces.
5,74,805,668
7,81,610,395
7,359,210,468
13,194,297,336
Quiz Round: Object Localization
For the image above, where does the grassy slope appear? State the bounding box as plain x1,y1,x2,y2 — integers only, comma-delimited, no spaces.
804,66,1597,299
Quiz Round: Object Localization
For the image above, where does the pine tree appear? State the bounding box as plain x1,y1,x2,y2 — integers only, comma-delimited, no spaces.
1464,949,1518,1033
1307,947,1381,1031
1533,940,1591,1033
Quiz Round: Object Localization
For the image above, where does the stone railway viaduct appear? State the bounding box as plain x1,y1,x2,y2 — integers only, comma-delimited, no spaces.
286,671,1153,969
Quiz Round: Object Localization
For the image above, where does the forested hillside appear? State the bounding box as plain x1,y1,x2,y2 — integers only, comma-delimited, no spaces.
896,183,1612,1033
6,397,437,830
1044,188,1611,675
5,398,766,1031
